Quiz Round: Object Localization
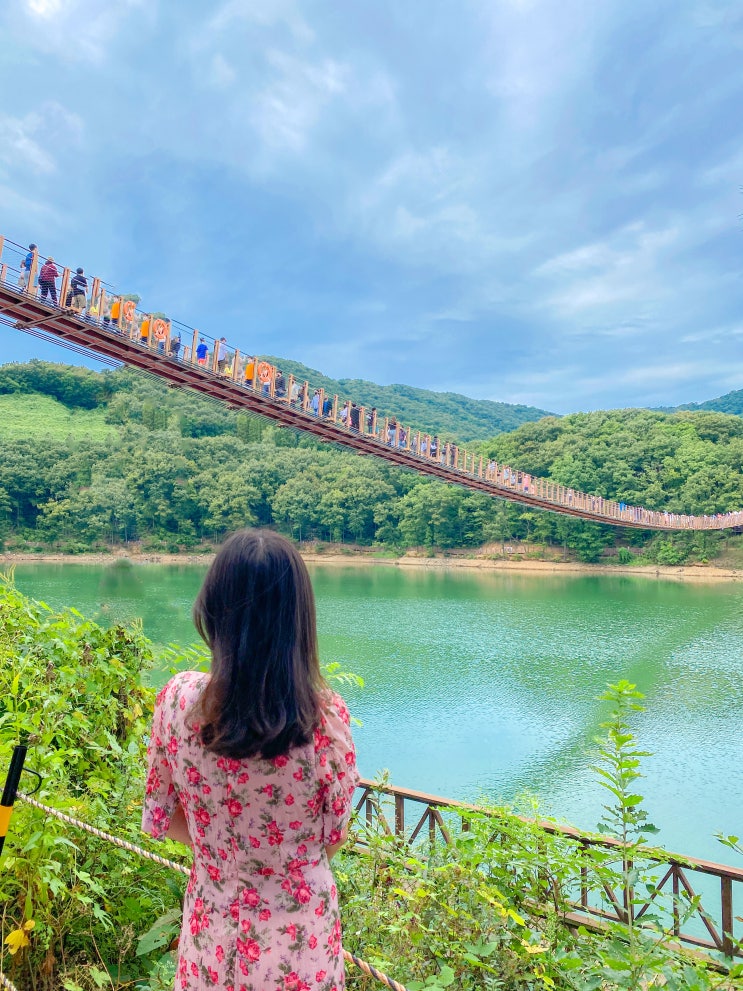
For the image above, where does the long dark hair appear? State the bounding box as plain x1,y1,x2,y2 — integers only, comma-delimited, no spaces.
191,529,325,759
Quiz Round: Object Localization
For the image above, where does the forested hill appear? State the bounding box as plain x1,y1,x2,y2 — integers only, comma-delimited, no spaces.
263,355,550,440
2,360,743,566
0,359,549,442
665,388,743,418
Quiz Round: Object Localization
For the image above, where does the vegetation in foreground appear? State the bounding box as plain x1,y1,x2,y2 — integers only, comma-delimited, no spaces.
2,361,743,566
1,578,742,990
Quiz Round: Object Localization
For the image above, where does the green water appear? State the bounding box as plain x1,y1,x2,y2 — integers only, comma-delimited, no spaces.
10,562,743,862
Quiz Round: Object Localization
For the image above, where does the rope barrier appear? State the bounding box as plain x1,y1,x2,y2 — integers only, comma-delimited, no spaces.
16,792,409,991
0,973,21,991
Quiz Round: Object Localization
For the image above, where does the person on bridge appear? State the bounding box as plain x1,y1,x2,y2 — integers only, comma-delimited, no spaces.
196,337,208,366
217,337,228,374
18,243,37,290
243,356,256,387
141,528,359,991
38,257,60,304
68,268,87,312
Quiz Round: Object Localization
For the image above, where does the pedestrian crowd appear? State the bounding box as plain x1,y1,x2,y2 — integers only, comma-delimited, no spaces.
8,240,743,534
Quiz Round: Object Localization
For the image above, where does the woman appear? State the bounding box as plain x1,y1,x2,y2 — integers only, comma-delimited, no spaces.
142,529,359,990
38,256,59,304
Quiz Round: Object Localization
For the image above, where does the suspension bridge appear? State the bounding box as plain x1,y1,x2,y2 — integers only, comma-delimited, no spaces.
1,235,740,532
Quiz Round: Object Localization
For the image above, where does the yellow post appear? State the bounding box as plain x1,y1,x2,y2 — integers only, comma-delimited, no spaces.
98,290,107,326
27,248,39,296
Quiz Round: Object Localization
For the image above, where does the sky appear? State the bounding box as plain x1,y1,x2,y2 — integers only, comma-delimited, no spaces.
1,0,743,415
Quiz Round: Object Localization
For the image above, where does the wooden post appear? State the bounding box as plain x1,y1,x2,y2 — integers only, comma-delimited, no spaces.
358,406,365,434
90,277,101,310
191,329,199,365
0,263,6,283
317,388,325,417
211,340,220,374
287,374,295,403
232,349,240,382
26,248,39,296
59,268,71,309
269,365,277,399
382,418,389,444
371,409,378,436
98,290,107,327
394,422,400,447
331,395,338,422
164,319,172,354
302,381,310,412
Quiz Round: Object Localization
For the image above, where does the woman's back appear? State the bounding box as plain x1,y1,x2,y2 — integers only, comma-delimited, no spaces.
144,669,358,989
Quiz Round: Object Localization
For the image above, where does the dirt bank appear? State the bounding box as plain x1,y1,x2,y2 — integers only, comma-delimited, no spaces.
2,549,742,582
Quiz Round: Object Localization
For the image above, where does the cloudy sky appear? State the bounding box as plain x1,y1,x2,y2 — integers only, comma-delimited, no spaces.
1,0,742,414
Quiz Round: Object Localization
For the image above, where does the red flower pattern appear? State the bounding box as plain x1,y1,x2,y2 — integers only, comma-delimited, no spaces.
142,670,358,990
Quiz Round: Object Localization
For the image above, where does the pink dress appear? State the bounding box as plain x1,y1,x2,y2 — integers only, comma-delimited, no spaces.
142,670,359,991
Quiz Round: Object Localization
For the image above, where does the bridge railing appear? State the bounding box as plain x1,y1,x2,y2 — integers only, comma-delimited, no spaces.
3,232,743,532
354,778,743,958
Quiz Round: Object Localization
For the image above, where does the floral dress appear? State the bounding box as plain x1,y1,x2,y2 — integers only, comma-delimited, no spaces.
142,670,359,991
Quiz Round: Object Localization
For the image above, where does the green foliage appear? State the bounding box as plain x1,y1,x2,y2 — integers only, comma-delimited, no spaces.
338,688,740,991
3,361,743,564
0,394,115,442
0,574,186,990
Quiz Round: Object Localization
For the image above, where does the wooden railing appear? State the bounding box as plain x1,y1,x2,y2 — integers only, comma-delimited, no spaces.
354,779,743,958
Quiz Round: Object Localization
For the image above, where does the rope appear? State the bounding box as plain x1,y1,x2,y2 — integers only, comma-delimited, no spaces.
16,792,409,991
18,792,190,875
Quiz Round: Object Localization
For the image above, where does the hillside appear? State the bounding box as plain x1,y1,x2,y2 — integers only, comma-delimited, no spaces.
0,393,115,441
264,355,551,440
0,358,549,443
670,388,743,417
2,360,743,566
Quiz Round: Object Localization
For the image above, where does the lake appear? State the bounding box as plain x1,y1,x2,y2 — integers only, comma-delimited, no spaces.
9,561,743,863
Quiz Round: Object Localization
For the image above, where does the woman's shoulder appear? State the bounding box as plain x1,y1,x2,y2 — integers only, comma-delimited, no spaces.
155,669,209,710
318,689,353,730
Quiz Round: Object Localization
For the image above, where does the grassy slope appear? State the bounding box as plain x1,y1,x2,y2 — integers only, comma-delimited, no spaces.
0,394,115,441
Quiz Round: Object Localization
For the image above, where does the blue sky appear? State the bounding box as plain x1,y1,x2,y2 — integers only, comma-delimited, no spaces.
1,0,742,414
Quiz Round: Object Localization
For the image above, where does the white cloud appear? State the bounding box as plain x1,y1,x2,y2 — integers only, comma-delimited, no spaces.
17,0,148,62
208,0,314,45
26,0,64,17
250,50,348,153
207,53,237,90
0,111,56,174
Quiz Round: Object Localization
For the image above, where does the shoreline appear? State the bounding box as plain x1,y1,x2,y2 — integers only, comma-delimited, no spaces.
2,549,742,583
